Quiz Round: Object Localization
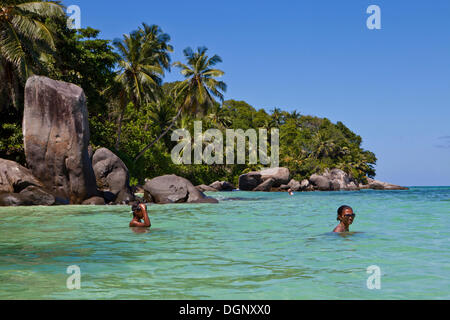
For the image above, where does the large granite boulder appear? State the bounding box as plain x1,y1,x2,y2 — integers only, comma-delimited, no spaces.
287,179,302,192
239,167,290,190
144,175,218,204
23,76,97,204
260,167,290,187
238,172,262,191
253,178,275,192
309,174,332,191
92,148,134,204
309,169,360,191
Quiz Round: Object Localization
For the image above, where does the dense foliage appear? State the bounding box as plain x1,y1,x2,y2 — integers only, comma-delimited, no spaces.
0,1,377,186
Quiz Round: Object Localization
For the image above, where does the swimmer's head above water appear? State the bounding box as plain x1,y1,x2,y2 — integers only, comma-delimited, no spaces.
333,205,355,233
129,203,151,228
131,203,145,219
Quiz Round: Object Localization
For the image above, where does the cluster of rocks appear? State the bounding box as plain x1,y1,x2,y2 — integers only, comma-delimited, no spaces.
238,167,290,191
0,76,217,206
238,167,408,192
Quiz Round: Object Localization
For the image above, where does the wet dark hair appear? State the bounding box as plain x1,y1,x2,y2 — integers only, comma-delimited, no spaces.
337,205,352,221
131,203,141,213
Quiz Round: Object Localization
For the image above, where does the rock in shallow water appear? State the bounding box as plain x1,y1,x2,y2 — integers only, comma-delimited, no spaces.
309,174,332,191
0,186,56,206
23,76,97,204
92,148,134,204
253,178,275,191
239,167,290,191
0,158,56,206
82,196,106,206
0,158,43,194
260,167,290,187
209,181,235,191
144,175,218,204
287,179,301,191
196,184,218,192
238,172,262,191
19,186,55,206
364,178,408,190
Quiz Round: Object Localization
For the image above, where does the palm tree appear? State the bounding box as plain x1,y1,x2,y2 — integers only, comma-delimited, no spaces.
109,23,172,150
0,0,63,108
207,103,232,129
134,46,227,162
147,97,176,148
270,108,284,127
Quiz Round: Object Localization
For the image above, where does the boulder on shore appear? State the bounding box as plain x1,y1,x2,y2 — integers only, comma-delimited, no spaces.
23,76,97,204
287,179,301,192
196,184,218,192
0,158,56,206
92,148,134,204
362,178,409,190
238,172,262,191
260,167,290,187
309,173,332,191
19,186,56,206
239,167,290,191
309,169,361,191
253,178,275,192
0,193,28,206
300,179,310,191
144,175,218,204
0,187,56,207
82,196,106,206
209,181,235,191
0,158,43,194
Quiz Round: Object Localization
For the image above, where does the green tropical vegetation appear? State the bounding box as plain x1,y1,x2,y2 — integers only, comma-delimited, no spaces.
0,0,376,187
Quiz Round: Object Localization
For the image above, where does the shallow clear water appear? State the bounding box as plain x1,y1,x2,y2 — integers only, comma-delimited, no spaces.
0,187,449,299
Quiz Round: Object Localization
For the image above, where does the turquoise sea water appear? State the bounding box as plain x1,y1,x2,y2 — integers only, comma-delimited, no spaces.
0,187,449,300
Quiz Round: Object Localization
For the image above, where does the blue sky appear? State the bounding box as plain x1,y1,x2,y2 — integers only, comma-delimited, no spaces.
63,0,450,186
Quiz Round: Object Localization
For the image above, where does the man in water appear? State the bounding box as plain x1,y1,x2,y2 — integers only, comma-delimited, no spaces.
288,188,294,196
333,205,355,233
129,203,151,228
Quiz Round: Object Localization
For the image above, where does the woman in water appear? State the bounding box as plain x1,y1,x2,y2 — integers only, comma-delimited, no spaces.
129,203,151,228
333,205,355,233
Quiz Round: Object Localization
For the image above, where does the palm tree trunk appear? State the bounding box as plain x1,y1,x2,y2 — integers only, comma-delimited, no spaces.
133,107,183,162
115,107,126,151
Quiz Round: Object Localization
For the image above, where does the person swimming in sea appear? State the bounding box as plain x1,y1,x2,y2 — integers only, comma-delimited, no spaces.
129,203,151,228
333,205,355,233
288,188,294,196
